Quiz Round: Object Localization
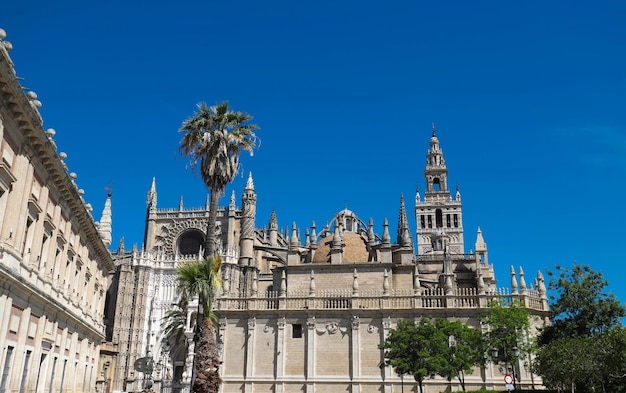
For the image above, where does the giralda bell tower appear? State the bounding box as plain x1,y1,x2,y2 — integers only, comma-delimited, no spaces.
414,125,465,255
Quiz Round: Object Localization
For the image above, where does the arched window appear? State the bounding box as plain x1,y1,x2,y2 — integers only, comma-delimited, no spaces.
435,209,443,228
433,178,441,191
177,229,205,256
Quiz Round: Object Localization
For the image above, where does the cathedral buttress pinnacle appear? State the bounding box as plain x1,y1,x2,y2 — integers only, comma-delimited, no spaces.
397,195,412,248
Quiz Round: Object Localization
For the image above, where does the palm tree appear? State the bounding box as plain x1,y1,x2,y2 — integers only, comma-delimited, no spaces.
179,101,259,257
161,297,189,348
176,256,222,393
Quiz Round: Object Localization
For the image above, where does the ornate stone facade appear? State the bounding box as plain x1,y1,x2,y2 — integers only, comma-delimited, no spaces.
107,130,549,392
0,29,115,392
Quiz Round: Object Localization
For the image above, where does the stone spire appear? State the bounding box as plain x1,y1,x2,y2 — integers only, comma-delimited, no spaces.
239,172,257,266
146,177,157,211
287,222,300,265
99,192,112,247
382,218,390,246
289,222,299,249
245,171,255,189
510,265,519,295
367,218,377,262
330,226,343,264
367,218,375,245
117,237,125,255
309,221,317,248
519,267,528,295
229,190,236,210
269,210,278,246
474,227,488,265
144,179,158,251
380,218,392,263
395,195,414,264
397,195,412,247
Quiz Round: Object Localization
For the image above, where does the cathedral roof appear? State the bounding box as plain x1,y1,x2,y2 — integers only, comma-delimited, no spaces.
312,232,369,263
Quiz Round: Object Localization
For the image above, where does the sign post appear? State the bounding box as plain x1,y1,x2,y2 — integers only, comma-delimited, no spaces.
504,373,515,391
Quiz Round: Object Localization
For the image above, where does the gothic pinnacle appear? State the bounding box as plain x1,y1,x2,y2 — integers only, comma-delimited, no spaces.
245,172,255,190
146,177,157,209
269,209,278,230
397,194,411,247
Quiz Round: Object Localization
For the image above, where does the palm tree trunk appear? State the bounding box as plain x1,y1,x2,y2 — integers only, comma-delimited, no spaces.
205,189,221,258
193,318,221,393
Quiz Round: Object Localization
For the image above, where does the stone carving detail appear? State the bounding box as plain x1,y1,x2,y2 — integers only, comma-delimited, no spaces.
154,218,208,255
247,318,256,330
316,322,348,335
263,324,274,334
351,316,360,329
367,324,379,334
277,318,286,330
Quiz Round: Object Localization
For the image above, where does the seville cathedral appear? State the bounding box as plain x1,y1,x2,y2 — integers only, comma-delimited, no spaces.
0,29,549,393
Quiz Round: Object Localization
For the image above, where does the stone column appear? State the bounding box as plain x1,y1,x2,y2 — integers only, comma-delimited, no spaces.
382,318,392,393
351,316,360,393
275,317,286,393
245,318,255,393
306,317,316,393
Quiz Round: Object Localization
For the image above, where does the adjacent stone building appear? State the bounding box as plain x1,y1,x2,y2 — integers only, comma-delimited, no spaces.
0,30,115,392
106,127,549,393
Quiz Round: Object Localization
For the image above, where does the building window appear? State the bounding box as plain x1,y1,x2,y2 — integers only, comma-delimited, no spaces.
446,214,451,228
453,214,459,228
19,350,31,393
48,357,57,393
292,324,302,338
0,346,14,391
435,209,443,228
427,215,432,229
420,215,425,229
59,359,67,393
82,365,88,392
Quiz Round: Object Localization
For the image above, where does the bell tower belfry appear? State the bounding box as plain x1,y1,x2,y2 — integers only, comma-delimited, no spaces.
415,124,465,255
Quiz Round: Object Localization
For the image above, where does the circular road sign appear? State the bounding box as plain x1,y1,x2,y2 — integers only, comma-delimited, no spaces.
504,374,514,385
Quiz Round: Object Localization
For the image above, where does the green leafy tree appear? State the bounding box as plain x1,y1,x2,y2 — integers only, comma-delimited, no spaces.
481,299,532,389
539,263,625,344
179,101,259,258
176,256,222,393
433,319,485,391
597,327,626,392
533,337,597,392
379,319,440,393
534,264,626,393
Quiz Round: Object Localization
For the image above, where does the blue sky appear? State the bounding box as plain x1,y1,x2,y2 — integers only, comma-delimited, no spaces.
2,1,625,301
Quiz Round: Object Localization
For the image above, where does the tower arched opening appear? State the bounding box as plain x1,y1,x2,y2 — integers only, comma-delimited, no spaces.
435,209,443,228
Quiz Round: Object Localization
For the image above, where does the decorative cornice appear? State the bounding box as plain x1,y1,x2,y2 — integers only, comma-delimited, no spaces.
0,40,114,272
